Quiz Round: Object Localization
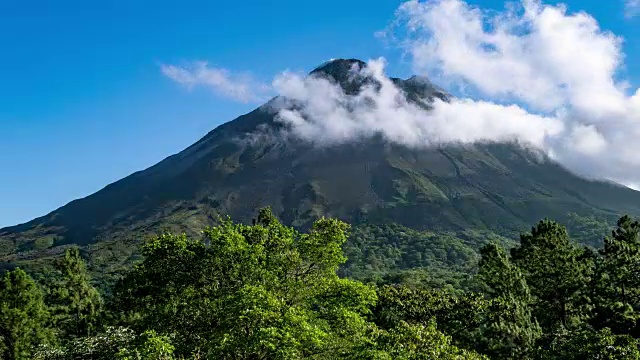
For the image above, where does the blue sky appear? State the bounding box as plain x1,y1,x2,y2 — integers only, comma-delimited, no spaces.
0,0,639,228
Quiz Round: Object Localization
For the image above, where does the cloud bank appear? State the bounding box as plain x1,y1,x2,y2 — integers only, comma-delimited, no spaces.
271,59,562,149
163,0,640,187
269,0,640,188
161,62,271,103
391,0,640,186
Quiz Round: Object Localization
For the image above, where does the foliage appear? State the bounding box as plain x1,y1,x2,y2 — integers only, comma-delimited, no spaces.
115,330,176,360
48,247,103,338
566,212,613,248
33,326,135,360
537,327,640,360
33,326,176,360
341,224,509,292
0,268,52,360
373,284,488,348
474,217,640,358
6,209,640,359
592,215,640,336
476,244,541,359
110,208,379,358
511,219,593,332
356,320,488,360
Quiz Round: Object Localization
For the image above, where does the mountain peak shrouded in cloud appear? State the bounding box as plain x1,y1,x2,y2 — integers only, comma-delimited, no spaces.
271,0,640,189
307,59,449,102
8,0,640,254
308,58,378,95
402,75,450,103
6,54,640,256
160,0,640,189
271,57,561,152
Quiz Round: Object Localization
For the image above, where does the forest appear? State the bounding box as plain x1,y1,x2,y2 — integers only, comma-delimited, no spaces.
3,208,640,359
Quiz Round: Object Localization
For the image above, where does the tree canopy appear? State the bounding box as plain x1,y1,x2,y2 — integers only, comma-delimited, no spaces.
3,209,640,359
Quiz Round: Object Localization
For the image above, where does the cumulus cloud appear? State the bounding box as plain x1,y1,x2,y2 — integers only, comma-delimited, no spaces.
626,0,640,18
269,0,640,187
384,0,640,185
161,62,271,103
271,58,563,148
392,0,626,115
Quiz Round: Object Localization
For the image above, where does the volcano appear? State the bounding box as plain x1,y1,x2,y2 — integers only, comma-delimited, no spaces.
3,59,640,263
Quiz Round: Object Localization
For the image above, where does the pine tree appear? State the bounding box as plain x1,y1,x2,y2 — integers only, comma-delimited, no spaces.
511,219,592,333
0,268,52,360
49,246,102,339
477,243,541,359
592,215,640,335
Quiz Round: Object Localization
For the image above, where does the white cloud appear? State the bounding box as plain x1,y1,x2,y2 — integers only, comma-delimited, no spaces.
269,0,640,187
161,62,271,103
379,0,640,186
626,0,640,18
391,0,626,114
271,58,563,148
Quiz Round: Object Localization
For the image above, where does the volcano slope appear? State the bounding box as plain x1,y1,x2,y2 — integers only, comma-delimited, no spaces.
2,59,639,285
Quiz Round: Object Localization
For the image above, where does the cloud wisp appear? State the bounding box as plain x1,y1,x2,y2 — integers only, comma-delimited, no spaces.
626,0,640,18
161,62,272,103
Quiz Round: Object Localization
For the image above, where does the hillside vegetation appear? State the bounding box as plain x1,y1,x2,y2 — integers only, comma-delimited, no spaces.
3,209,640,359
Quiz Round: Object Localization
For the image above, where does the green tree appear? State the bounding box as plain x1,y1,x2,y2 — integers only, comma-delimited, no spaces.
537,327,640,360
592,215,640,335
355,320,488,360
33,326,174,360
116,330,175,360
49,246,102,339
111,208,377,358
476,243,541,359
373,284,487,351
511,219,592,333
0,268,52,360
